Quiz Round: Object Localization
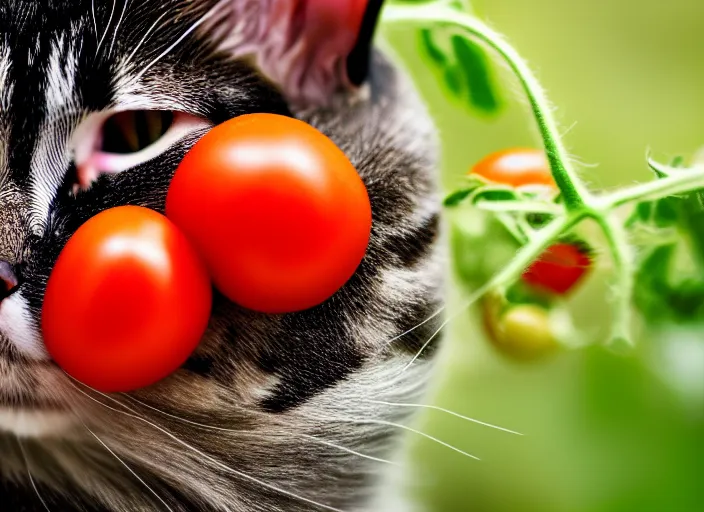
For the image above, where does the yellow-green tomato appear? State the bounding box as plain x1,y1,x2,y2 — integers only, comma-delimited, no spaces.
482,300,559,361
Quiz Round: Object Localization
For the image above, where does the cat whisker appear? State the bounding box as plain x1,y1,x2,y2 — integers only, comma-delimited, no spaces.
400,283,495,373
132,0,227,84
67,380,348,512
357,400,523,436
122,11,170,73
297,433,400,467
108,0,130,58
77,416,174,512
382,305,446,349
96,0,117,57
17,438,52,512
122,394,398,467
303,414,481,461
91,0,98,37
399,316,448,373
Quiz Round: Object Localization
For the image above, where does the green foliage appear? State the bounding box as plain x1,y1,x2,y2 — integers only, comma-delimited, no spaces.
412,0,503,116
384,0,704,348
628,160,704,323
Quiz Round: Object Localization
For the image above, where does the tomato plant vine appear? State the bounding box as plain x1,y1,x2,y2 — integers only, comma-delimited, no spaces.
381,0,704,349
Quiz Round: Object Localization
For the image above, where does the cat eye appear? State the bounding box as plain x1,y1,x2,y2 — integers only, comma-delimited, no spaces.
101,110,174,154
71,109,211,191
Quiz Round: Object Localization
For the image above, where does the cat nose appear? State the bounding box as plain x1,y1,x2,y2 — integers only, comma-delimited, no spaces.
0,261,20,303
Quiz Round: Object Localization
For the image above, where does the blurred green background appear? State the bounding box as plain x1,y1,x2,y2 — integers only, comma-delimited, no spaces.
380,1,704,511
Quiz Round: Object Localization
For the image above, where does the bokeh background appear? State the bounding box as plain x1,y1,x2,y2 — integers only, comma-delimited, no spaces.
380,0,704,511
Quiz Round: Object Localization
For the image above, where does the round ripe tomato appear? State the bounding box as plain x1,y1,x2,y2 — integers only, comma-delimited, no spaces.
522,243,591,295
470,148,555,188
166,113,372,314
42,206,212,393
481,298,558,361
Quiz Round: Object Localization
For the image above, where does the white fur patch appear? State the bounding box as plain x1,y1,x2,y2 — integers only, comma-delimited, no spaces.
45,34,77,113
0,44,12,110
0,408,74,438
0,292,48,360
0,45,11,188
26,34,79,231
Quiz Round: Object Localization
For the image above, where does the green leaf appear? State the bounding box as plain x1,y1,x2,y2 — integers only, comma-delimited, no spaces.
451,35,502,114
471,188,518,203
443,65,464,98
444,187,477,207
625,201,652,228
505,280,553,309
632,244,676,319
525,212,553,230
647,156,675,179
419,29,446,66
653,197,680,228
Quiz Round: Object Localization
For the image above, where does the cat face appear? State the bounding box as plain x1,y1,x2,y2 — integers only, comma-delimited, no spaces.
0,1,443,510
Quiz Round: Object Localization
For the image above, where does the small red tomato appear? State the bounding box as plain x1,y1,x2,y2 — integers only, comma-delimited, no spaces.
522,243,591,295
166,113,372,314
470,148,556,188
42,206,212,393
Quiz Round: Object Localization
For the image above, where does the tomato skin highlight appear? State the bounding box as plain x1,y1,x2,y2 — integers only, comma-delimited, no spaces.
470,148,555,188
42,206,212,393
522,243,591,295
166,113,372,314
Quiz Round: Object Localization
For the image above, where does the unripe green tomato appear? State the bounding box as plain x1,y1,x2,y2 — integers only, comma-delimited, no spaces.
482,299,559,361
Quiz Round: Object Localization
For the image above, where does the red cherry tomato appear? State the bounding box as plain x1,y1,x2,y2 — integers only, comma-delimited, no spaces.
470,148,556,188
166,113,372,314
42,206,212,393
522,243,591,295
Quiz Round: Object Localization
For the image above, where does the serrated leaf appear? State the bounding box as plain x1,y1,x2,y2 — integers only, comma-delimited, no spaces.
450,35,502,115
443,187,478,207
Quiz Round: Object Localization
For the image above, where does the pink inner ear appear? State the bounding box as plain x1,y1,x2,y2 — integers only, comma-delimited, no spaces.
213,0,369,106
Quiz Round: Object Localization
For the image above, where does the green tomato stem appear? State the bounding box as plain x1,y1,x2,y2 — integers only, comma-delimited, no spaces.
596,215,635,346
594,166,704,211
462,216,575,302
382,3,590,211
474,200,564,214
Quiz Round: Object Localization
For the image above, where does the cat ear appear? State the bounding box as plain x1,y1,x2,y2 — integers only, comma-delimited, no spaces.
206,0,385,106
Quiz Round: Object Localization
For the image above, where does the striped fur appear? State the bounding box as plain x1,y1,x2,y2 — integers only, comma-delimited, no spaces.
0,1,444,510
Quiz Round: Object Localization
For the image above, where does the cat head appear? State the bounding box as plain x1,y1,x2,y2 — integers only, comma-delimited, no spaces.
0,1,443,510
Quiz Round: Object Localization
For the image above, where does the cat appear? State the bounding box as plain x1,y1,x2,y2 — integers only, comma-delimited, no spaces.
0,1,444,510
